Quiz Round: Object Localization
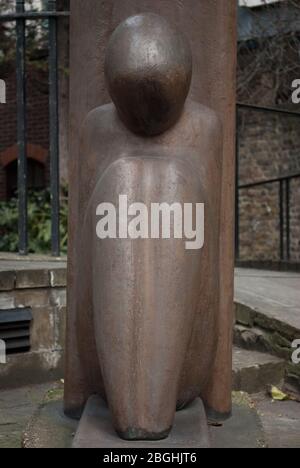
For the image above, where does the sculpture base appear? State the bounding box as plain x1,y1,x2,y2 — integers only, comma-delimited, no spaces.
22,388,266,448
72,396,211,448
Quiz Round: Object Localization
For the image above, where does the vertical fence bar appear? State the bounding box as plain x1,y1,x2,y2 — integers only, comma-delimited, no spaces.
16,0,27,255
48,0,60,256
235,108,240,260
279,180,284,261
286,178,290,261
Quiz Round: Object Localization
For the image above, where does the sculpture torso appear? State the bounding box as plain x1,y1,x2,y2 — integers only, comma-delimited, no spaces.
76,99,222,439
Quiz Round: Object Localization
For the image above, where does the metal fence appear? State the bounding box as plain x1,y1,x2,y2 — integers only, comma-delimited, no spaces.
1,2,299,264
236,103,300,263
0,1,69,256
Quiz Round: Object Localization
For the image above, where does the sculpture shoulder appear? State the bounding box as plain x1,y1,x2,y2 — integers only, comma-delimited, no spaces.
80,100,222,150
80,103,118,143
180,101,223,177
185,100,223,141
80,103,124,148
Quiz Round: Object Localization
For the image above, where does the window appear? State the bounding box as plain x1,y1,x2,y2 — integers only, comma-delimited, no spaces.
6,158,45,199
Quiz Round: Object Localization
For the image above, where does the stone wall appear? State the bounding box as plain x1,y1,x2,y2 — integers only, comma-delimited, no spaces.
234,301,300,392
238,109,300,262
0,261,66,389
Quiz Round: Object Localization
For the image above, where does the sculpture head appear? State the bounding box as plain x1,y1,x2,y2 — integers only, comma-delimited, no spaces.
105,13,192,136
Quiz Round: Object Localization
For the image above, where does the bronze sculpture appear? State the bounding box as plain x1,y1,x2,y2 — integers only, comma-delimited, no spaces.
65,13,226,443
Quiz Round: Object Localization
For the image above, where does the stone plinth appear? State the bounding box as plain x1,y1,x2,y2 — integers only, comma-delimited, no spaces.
73,397,211,449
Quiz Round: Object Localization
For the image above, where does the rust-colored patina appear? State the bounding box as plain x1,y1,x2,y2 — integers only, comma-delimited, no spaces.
65,1,237,441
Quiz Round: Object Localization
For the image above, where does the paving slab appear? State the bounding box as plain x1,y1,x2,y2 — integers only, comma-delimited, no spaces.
0,383,55,448
235,268,300,335
23,399,77,449
253,393,300,449
210,392,265,448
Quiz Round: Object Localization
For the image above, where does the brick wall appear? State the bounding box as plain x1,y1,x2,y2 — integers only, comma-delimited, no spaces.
0,65,49,201
238,109,300,262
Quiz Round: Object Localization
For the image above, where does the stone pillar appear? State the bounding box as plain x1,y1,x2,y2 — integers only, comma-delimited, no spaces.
65,0,236,419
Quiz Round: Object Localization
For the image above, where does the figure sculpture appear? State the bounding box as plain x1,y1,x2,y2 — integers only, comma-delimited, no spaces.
65,13,224,442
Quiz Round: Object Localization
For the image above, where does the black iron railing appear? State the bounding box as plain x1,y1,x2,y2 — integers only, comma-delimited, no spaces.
0,1,69,256
236,103,300,262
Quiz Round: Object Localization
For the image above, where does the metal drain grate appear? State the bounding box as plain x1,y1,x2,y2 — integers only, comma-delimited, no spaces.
0,308,32,354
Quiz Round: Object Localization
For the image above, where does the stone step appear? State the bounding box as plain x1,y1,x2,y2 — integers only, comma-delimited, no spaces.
234,268,300,391
234,268,300,360
232,346,286,394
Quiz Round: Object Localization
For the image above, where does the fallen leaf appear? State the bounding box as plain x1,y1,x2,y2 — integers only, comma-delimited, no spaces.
269,386,288,401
